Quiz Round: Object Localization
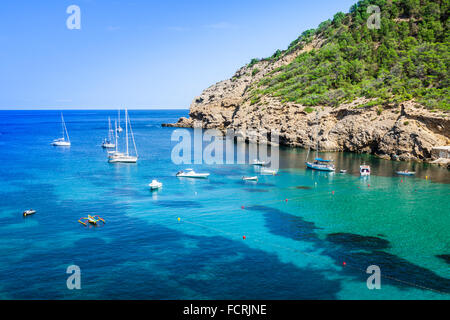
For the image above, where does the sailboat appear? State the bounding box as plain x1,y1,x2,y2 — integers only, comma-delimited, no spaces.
108,109,138,163
102,117,116,149
305,112,335,172
117,109,123,133
52,113,71,147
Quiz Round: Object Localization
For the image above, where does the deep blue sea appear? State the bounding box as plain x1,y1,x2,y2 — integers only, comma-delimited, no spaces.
0,110,448,300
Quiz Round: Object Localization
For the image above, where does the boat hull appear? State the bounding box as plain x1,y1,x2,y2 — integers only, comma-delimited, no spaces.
176,174,210,179
108,156,138,163
305,162,335,172
396,172,415,176
52,141,71,147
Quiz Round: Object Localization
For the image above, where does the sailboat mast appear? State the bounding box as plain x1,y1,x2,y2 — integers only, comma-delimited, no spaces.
114,120,118,152
61,113,64,139
125,109,129,156
108,117,112,141
315,111,319,158
128,112,138,158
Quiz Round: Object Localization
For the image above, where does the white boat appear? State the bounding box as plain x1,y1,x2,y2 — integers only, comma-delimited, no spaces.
52,113,71,147
117,109,123,133
360,165,371,176
340,169,347,174
108,109,138,163
243,176,258,181
149,180,163,190
396,170,415,176
102,117,116,149
261,168,277,175
251,159,267,166
306,159,335,172
305,112,335,172
176,169,210,179
23,209,36,217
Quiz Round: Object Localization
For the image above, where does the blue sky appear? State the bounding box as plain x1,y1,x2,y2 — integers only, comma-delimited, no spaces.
0,0,357,109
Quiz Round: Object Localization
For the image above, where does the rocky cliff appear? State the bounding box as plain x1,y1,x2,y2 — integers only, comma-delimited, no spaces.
164,0,450,163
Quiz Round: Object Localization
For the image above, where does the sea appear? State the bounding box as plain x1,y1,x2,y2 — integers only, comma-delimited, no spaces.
0,110,448,299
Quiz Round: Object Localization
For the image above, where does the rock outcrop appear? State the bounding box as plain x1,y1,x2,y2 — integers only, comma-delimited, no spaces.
164,39,449,163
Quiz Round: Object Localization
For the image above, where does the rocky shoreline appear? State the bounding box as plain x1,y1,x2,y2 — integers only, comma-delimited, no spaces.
163,39,449,166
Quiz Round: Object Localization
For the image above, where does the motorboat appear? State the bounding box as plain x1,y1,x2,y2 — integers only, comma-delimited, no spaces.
23,209,36,217
149,180,163,190
340,169,347,173
176,169,210,179
260,168,277,175
243,176,258,181
360,165,371,176
396,170,415,176
52,113,71,147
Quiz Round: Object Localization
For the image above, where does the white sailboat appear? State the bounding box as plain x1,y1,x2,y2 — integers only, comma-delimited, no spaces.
305,112,335,172
102,117,116,149
117,109,123,133
108,109,138,163
52,113,71,147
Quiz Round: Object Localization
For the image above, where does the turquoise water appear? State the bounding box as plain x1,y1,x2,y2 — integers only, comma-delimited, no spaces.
0,110,448,300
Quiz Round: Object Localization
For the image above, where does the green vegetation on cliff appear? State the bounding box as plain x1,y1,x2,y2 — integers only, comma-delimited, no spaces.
250,0,449,110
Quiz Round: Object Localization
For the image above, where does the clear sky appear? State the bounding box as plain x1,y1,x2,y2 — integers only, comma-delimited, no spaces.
0,0,357,109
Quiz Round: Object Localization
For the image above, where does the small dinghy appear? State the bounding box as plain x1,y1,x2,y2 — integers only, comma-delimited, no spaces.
176,169,210,179
149,180,163,190
23,209,36,217
396,171,415,176
340,170,347,174
261,168,277,175
243,176,258,181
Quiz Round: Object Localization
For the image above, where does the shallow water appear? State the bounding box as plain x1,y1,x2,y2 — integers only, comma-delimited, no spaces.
0,110,448,300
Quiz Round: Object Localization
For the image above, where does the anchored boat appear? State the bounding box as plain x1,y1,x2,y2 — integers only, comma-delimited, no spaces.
102,117,116,149
360,165,371,176
176,169,210,179
260,168,277,175
52,113,71,147
305,112,335,172
108,109,138,163
306,158,335,172
149,180,163,190
396,170,415,176
251,159,267,166
243,176,258,181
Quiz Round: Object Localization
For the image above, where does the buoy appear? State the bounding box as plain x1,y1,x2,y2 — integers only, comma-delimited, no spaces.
178,217,181,222
243,235,246,240
343,261,346,266
401,179,403,183
426,176,428,180
332,191,335,195
285,199,288,202
241,206,245,209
